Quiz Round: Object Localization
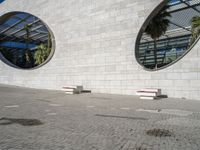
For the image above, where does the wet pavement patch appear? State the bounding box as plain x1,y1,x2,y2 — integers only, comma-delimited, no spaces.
0,117,43,126
146,129,173,137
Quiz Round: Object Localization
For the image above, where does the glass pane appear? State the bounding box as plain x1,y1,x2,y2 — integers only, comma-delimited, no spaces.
136,0,200,70
0,12,54,69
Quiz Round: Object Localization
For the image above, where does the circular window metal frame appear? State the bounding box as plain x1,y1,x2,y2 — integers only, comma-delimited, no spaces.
0,11,56,70
135,0,200,71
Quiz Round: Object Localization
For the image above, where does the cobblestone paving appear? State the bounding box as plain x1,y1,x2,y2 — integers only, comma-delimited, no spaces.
0,85,200,150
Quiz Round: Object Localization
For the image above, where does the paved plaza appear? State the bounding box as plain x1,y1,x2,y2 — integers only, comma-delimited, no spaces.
0,84,200,150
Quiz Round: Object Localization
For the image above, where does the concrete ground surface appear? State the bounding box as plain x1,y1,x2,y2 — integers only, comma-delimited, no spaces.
0,84,200,150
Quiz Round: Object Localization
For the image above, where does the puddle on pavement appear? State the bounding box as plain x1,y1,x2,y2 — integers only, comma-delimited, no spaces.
0,117,43,126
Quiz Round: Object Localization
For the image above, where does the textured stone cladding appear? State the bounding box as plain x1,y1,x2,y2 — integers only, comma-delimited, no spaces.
0,0,200,100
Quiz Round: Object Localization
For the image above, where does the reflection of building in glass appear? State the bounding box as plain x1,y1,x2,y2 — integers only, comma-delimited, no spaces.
137,0,200,70
0,12,53,69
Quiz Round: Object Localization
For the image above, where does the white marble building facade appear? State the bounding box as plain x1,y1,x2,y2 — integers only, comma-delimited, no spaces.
0,0,200,100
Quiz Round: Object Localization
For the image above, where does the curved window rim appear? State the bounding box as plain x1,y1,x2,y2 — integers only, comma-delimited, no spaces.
0,11,56,70
135,0,200,72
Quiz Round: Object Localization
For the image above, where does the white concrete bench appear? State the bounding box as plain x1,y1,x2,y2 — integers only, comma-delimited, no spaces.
136,88,161,100
62,86,83,94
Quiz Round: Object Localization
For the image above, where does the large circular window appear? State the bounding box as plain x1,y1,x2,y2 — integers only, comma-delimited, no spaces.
0,12,55,69
136,0,200,71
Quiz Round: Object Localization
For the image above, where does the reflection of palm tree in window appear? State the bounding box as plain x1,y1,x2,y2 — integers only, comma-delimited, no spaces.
191,16,200,45
145,5,171,69
23,24,34,68
34,33,51,65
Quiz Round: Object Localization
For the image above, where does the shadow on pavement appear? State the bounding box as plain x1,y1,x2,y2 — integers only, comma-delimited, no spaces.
0,117,43,126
